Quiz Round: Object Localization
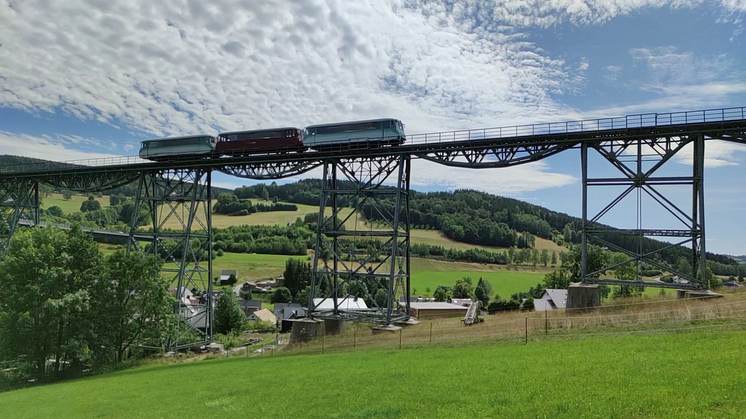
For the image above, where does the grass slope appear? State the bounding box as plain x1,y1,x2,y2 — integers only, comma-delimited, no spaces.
2,331,745,418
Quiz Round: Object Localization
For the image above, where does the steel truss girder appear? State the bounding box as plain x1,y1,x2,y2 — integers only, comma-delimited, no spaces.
0,179,39,254
416,140,575,168
581,134,708,289
126,168,213,350
308,155,411,324
34,172,140,193
218,159,321,180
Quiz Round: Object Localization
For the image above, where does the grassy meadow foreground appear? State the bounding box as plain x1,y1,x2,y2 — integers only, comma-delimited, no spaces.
1,331,744,419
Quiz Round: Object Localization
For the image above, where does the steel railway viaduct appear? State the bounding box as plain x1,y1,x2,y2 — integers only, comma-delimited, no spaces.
1,107,745,347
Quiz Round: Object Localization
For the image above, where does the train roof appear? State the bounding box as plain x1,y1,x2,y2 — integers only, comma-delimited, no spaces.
142,134,214,143
305,118,402,130
218,127,302,136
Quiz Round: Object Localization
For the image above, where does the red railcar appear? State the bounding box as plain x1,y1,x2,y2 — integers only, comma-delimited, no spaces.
215,127,305,156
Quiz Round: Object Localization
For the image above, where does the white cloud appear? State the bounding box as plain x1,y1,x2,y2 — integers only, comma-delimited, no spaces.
409,159,577,195
0,131,121,162
676,140,746,168
1,0,742,139
0,0,744,195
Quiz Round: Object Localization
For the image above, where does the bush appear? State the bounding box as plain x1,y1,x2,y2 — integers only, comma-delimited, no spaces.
487,300,520,314
216,249,225,257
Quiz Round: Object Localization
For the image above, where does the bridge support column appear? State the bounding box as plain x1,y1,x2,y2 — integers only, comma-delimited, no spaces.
127,168,213,350
308,155,411,325
0,179,39,255
580,132,707,290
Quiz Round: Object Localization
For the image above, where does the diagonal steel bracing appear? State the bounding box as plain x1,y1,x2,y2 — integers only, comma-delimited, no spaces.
308,155,411,324
0,179,39,255
126,168,213,350
581,134,708,289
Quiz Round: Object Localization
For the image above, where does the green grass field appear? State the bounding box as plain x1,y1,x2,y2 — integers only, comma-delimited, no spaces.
42,193,109,215
212,252,308,282
411,269,545,297
208,252,549,297
2,331,744,418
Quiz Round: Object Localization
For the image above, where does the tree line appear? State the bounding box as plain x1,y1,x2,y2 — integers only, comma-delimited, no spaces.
0,227,174,387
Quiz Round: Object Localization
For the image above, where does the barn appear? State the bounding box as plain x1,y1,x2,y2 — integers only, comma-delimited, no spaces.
409,302,469,320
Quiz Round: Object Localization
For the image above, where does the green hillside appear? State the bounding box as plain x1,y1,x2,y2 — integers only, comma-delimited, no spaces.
1,331,744,418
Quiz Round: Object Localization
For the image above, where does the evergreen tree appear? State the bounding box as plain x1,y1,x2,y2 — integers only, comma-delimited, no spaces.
270,287,293,304
214,292,245,334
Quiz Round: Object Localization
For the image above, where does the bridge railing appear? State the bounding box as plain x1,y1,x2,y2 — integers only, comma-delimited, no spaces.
18,218,127,235
0,106,744,175
406,106,746,144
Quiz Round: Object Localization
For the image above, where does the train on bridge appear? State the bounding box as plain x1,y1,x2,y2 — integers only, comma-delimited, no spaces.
138,118,407,161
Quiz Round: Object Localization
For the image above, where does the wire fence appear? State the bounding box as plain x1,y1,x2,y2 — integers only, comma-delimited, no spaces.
239,292,746,359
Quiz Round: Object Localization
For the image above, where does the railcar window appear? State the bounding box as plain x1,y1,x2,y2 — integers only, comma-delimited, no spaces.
315,122,383,135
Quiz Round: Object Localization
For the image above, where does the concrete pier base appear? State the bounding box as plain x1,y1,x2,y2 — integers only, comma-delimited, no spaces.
566,283,601,312
372,324,402,334
289,319,326,344
322,318,348,336
397,318,420,326
676,289,724,299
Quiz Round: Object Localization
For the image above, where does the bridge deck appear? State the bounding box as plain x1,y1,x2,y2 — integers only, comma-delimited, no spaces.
0,106,744,180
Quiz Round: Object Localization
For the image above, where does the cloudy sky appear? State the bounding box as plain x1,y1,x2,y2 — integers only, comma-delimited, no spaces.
1,0,746,254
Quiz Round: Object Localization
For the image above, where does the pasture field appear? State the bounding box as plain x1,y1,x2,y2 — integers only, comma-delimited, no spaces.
206,252,549,297
411,270,545,297
1,331,745,418
42,193,108,215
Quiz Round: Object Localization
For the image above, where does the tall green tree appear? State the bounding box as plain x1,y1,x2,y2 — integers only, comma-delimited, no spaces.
214,292,245,334
80,195,101,212
433,286,452,302
452,277,475,299
283,258,311,299
270,287,293,304
0,227,101,376
540,249,549,267
610,253,643,298
374,288,388,308
90,251,174,363
543,269,571,289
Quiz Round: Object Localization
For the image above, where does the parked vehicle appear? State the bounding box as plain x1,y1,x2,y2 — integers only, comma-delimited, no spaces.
216,127,305,156
139,135,216,161
303,118,406,150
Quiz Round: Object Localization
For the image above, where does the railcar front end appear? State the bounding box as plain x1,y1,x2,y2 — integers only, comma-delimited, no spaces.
139,135,216,161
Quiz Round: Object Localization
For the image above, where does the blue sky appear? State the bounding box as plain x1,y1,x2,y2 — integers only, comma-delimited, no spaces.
1,0,745,254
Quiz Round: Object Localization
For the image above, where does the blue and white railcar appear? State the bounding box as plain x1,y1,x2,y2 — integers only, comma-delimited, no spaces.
303,118,405,150
139,135,216,161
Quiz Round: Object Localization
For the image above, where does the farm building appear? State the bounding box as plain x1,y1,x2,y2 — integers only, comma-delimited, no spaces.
533,289,568,311
274,303,306,320
409,302,469,320
274,303,308,333
238,299,262,317
217,270,238,286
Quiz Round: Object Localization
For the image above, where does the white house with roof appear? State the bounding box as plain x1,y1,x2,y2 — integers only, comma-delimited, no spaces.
533,289,568,311
312,296,369,311
248,308,278,323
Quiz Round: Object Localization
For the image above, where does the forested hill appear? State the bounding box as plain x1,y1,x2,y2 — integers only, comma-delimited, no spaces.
233,179,738,269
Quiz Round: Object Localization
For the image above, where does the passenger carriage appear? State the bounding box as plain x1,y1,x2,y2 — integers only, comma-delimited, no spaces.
303,118,406,150
216,127,305,156
139,135,216,161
